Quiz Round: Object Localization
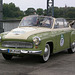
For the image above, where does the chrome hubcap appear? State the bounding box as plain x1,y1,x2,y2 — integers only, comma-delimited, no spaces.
43,44,50,61
72,42,75,52
44,47,49,57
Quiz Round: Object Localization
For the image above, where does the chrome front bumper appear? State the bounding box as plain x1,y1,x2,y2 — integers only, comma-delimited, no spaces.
0,49,42,55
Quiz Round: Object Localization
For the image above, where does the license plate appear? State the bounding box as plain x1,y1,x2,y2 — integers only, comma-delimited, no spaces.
8,49,21,54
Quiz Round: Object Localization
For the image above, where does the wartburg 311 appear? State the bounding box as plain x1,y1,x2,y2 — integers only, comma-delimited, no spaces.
0,15,75,62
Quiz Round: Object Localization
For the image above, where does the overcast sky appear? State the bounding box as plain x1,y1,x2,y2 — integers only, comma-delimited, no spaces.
3,0,75,11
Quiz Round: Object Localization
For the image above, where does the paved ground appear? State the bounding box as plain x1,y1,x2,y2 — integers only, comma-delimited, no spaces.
0,50,75,75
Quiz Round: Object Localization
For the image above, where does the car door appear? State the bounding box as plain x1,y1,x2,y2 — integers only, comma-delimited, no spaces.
54,18,71,52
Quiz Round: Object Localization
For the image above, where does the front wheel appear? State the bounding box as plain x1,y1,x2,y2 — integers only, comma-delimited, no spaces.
40,44,50,63
2,53,13,60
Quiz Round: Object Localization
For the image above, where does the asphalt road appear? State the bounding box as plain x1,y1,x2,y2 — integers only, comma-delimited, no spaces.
0,51,75,75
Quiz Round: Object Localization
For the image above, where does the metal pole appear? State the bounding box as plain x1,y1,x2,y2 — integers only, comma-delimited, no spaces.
52,0,54,17
0,0,3,33
47,0,49,16
0,0,3,20
47,0,54,17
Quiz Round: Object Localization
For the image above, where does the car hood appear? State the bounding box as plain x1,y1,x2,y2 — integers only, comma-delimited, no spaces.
4,27,52,40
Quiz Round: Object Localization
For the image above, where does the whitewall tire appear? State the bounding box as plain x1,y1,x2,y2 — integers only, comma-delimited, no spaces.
40,44,50,63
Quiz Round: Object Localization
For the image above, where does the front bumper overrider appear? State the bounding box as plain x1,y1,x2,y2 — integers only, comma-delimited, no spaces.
0,49,42,55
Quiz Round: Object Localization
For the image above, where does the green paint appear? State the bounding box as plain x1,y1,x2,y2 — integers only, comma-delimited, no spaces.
0,25,75,56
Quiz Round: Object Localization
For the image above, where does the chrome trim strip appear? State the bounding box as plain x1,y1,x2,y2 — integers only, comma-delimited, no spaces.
0,49,42,54
21,50,28,54
21,50,42,54
0,49,8,53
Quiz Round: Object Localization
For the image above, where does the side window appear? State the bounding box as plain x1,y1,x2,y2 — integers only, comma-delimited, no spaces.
54,18,69,29
54,20,59,28
57,20,64,28
54,19,64,28
42,18,52,28
63,19,69,27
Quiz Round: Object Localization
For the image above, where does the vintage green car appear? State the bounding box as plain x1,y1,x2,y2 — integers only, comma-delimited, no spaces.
0,15,75,62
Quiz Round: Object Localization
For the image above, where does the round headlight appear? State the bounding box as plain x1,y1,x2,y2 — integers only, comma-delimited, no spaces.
33,36,41,46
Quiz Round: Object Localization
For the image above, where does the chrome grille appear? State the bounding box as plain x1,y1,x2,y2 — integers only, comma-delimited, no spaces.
2,41,33,48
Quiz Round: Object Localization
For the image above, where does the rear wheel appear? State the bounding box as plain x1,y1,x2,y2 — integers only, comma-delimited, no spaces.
40,44,50,63
68,42,75,53
2,53,13,60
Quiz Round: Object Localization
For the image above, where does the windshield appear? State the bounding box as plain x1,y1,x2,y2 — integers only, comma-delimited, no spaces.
19,16,37,26
19,15,53,28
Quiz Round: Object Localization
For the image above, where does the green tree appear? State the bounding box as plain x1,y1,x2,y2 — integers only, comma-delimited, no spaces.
54,7,60,18
3,3,9,18
43,9,47,16
3,3,24,19
36,8,43,15
25,8,36,16
3,3,75,19
66,11,75,18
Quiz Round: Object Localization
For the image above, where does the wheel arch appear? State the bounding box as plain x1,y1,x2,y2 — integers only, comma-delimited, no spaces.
71,31,75,43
